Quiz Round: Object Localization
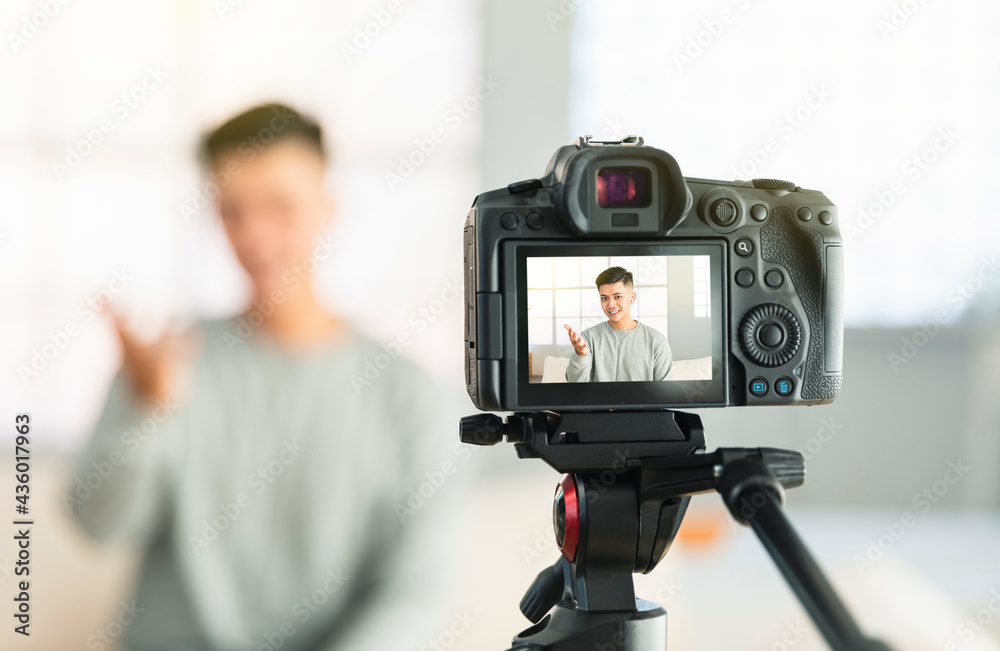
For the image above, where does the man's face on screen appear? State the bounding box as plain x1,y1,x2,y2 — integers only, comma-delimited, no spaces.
598,281,635,325
213,139,333,295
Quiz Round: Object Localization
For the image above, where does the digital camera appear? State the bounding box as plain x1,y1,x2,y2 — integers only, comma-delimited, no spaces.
464,135,842,411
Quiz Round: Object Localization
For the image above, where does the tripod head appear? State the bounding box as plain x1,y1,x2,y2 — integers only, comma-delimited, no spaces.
460,410,891,651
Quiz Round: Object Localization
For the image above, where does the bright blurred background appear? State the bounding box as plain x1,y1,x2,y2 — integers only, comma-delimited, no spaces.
1,0,999,649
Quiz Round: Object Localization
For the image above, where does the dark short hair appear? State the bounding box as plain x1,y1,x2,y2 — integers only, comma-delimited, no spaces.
200,103,327,166
595,266,633,290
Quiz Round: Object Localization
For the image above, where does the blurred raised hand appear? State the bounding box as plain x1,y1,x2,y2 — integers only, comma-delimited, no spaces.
111,310,199,405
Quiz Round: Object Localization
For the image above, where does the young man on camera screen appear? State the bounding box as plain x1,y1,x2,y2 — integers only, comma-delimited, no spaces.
564,266,673,382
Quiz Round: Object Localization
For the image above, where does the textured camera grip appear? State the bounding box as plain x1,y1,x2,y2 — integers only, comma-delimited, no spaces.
759,208,842,401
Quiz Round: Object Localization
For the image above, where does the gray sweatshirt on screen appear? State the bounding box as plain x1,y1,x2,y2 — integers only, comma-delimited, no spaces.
67,319,469,651
565,320,672,382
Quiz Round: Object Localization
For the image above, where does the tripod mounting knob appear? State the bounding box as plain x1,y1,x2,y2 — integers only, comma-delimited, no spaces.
759,448,806,489
460,413,505,446
716,448,806,526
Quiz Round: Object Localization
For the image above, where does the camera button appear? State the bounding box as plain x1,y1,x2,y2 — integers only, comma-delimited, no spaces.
526,212,544,230
758,324,784,348
749,378,769,397
500,212,519,230
819,210,833,225
735,268,755,288
797,207,813,222
750,204,768,222
507,178,543,194
734,237,754,257
775,377,794,396
764,270,784,288
710,199,739,227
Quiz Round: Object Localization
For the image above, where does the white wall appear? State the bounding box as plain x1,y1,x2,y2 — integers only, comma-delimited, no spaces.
0,0,480,450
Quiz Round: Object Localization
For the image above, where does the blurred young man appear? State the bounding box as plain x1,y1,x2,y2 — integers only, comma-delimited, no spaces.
565,266,672,382
68,105,463,650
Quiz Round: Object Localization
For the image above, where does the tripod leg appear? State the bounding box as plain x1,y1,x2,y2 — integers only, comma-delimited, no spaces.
721,459,892,651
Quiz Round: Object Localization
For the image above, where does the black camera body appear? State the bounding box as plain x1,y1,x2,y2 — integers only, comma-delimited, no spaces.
464,136,843,412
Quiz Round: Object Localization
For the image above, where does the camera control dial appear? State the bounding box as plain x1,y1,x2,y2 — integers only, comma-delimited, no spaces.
739,304,802,368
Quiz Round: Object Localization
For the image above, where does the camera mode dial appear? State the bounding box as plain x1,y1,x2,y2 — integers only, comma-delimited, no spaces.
739,304,802,368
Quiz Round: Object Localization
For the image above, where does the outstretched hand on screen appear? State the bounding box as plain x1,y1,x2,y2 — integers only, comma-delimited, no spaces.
563,324,589,357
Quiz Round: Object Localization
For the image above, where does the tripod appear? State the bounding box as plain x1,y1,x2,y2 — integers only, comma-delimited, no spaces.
460,410,892,651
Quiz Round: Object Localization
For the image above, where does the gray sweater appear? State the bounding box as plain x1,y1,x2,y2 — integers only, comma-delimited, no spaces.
565,321,672,382
67,319,468,651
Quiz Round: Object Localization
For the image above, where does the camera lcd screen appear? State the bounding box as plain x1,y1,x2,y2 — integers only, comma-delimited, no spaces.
511,243,727,408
